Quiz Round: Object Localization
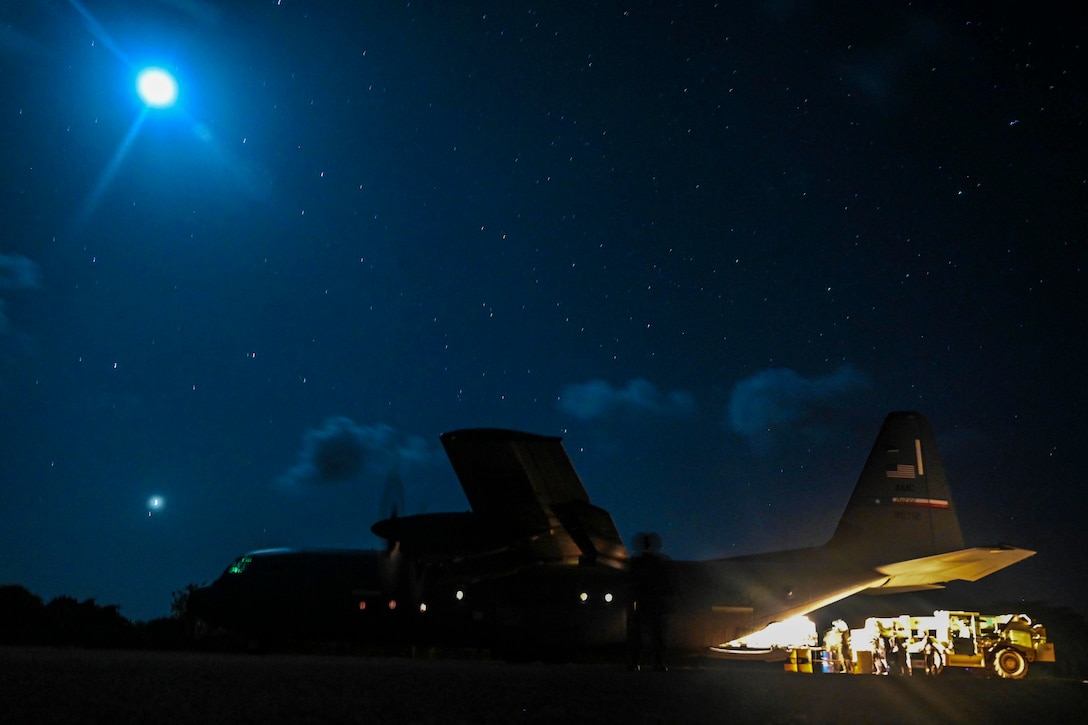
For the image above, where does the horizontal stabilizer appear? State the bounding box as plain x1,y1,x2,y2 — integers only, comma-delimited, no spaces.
439,428,627,564
872,545,1036,591
552,501,627,566
866,585,948,595
441,429,589,523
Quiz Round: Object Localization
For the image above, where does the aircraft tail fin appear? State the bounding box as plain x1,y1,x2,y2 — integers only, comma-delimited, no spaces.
827,411,966,565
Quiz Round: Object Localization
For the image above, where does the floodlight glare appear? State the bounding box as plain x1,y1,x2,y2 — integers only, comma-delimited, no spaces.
136,67,178,108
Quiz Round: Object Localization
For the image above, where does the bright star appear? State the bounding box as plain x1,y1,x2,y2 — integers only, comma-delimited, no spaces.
136,67,178,108
147,495,164,516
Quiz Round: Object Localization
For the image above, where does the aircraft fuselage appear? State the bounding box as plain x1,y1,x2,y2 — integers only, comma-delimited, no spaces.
187,413,1035,657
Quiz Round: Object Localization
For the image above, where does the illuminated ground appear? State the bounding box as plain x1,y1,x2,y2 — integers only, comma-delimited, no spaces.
1,648,1085,724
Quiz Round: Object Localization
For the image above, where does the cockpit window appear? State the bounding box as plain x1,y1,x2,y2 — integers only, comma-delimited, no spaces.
227,555,253,575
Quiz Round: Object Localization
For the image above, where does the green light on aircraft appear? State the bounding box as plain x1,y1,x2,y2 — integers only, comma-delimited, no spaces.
228,556,252,575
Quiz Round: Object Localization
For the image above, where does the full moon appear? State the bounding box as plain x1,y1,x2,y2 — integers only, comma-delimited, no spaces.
136,67,178,108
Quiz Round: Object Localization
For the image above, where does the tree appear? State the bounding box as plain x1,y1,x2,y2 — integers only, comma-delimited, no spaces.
171,582,201,619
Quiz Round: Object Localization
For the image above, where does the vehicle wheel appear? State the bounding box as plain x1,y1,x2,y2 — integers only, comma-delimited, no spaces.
992,648,1028,679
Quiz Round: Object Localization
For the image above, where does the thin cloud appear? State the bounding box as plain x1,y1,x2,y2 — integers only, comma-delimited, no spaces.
279,417,440,487
728,367,869,453
0,256,40,377
0,255,40,291
558,378,696,421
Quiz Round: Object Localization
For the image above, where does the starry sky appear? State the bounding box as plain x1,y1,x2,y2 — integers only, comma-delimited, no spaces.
1,1,1084,623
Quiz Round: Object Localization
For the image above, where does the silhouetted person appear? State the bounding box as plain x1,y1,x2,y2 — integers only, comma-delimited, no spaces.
826,619,850,673
839,621,853,673
923,634,945,675
627,532,671,671
824,625,843,673
889,631,912,676
871,624,890,675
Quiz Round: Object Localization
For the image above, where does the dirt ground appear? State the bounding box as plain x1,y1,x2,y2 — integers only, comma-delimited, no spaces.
2,647,1086,724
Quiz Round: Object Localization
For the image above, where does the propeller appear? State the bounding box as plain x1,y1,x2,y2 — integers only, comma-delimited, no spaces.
379,469,406,523
376,470,424,608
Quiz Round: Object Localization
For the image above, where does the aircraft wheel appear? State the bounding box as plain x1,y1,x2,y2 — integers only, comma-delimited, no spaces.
992,648,1028,679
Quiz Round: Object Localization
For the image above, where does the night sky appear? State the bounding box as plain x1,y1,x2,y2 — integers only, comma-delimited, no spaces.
2,1,1084,623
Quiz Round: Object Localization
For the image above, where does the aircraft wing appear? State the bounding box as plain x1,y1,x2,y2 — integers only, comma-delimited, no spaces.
871,545,1036,592
440,429,627,566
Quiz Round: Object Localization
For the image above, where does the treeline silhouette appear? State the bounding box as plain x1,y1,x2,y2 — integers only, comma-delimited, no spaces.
0,584,192,650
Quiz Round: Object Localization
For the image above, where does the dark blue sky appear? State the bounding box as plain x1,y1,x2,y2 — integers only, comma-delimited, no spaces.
2,1,1084,622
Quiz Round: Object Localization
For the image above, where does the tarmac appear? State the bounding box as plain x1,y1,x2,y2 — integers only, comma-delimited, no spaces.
2,646,1086,724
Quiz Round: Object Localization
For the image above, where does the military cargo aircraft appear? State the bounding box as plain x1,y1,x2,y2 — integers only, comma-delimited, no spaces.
186,412,1034,657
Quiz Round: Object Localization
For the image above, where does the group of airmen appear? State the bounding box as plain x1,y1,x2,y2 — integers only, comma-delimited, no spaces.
823,619,947,675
